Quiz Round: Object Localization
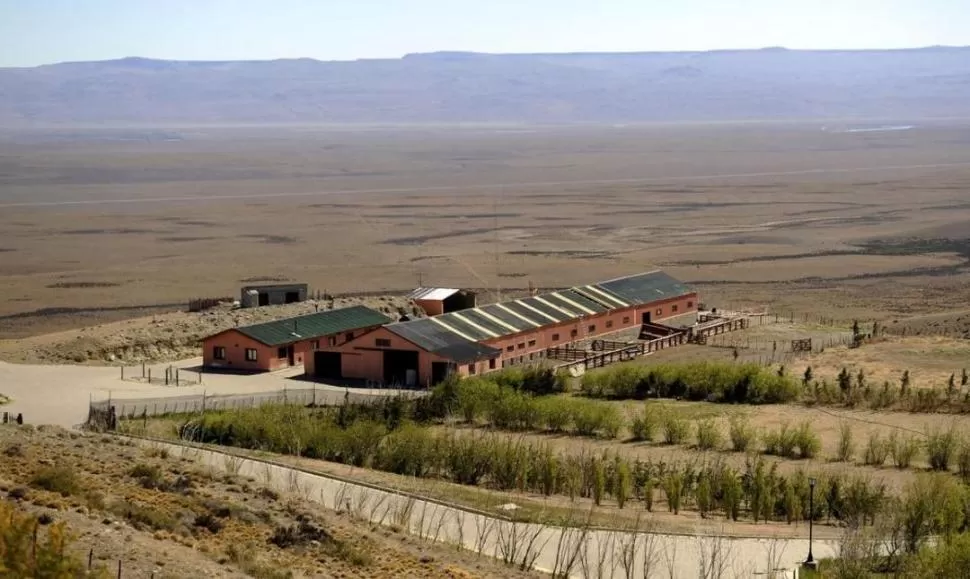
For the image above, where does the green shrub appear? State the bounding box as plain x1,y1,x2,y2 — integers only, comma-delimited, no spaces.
794,421,821,459
0,501,87,577
573,403,621,439
926,427,957,471
454,377,500,423
534,397,574,433
579,361,799,404
30,466,79,497
764,423,797,458
662,413,690,445
836,422,855,463
728,415,756,452
630,404,659,442
129,463,166,489
958,440,970,481
695,419,723,451
889,431,920,469
864,432,889,467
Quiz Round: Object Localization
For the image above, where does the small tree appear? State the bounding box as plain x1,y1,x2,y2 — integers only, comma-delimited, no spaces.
901,370,911,396
856,369,866,392
803,366,814,388
732,347,739,361
837,422,855,463
962,368,968,388
872,320,880,338
838,367,853,396
948,374,957,399
614,457,631,509
852,319,861,337
592,458,606,506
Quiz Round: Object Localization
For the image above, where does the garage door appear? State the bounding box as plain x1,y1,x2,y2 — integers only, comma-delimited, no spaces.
313,351,342,380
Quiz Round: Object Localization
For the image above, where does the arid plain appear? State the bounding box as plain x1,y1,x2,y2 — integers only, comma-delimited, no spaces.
2,122,970,341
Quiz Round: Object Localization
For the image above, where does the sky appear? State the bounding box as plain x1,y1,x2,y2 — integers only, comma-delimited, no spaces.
1,0,967,67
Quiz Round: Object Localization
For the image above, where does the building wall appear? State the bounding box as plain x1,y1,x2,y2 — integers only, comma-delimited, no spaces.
413,298,445,317
306,292,699,385
202,330,295,372
202,326,378,372
306,326,458,387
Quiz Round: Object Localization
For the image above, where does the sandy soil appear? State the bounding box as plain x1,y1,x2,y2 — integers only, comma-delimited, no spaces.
3,124,970,340
0,424,538,579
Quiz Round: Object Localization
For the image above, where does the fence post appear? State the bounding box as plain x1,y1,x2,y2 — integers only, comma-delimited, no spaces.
202,390,206,414
142,362,145,378
121,366,124,380
117,559,122,579
147,369,151,383
88,549,93,569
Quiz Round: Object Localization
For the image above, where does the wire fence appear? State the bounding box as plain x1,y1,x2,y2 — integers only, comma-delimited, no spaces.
90,386,424,421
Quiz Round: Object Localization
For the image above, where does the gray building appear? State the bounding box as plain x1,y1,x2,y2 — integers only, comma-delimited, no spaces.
240,283,308,308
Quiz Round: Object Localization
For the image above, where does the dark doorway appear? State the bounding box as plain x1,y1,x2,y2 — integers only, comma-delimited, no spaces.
641,311,652,324
285,291,300,304
383,350,420,387
258,292,270,307
287,345,295,366
431,362,452,385
313,351,342,380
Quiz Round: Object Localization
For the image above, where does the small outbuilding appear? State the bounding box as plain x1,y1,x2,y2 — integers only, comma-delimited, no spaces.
240,283,309,308
408,287,477,317
202,305,391,372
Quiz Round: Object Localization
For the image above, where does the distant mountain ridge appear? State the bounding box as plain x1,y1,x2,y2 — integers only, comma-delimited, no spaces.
1,47,969,125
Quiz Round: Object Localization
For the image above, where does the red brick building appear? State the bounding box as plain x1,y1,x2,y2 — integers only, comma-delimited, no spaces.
305,271,697,387
202,305,391,372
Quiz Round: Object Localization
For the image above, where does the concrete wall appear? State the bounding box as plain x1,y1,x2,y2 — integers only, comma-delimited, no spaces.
240,284,308,308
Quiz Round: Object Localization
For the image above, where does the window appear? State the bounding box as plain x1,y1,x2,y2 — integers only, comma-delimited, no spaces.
376,338,391,347
623,316,630,324
606,320,614,329
570,329,578,338
528,339,536,347
518,356,524,363
468,364,476,375
489,358,496,370
656,308,662,316
345,332,354,342
328,336,337,347
517,342,525,350
245,348,258,362
587,325,596,333
212,346,226,360
529,353,534,360
278,347,288,359
506,345,514,352
310,340,320,350
672,305,679,313
687,301,694,308
551,333,560,341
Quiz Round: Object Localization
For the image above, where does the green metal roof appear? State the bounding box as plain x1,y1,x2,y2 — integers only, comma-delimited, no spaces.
236,305,392,346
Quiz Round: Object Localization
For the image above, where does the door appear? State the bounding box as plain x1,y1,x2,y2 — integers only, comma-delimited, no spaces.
285,291,300,304
287,345,295,366
431,362,451,385
383,350,420,386
258,293,270,307
313,351,342,380
641,311,652,324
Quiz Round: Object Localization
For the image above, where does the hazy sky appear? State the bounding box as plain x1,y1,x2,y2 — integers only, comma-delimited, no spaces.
1,0,967,67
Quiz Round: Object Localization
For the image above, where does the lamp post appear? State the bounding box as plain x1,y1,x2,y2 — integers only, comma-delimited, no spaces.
806,476,817,568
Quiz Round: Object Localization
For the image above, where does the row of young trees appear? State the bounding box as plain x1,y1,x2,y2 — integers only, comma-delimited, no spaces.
806,365,970,413
184,403,894,526
579,361,801,404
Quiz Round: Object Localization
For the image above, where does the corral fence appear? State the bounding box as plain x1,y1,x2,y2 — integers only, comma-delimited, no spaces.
119,363,202,386
86,386,425,430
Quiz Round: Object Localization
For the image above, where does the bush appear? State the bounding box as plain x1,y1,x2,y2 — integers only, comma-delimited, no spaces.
534,396,574,433
129,463,166,489
926,427,957,471
30,466,79,497
794,422,821,459
0,501,86,577
728,415,756,452
573,403,621,439
662,413,690,445
958,440,970,481
580,361,800,404
629,404,659,442
889,431,920,469
454,377,500,423
863,433,889,467
764,423,797,458
695,419,723,451
836,422,855,463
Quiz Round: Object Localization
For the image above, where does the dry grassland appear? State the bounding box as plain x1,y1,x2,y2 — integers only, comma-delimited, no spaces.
2,123,970,341
0,424,538,579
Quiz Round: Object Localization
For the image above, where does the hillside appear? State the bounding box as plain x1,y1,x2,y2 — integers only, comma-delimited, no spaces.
0,424,537,578
1,47,969,125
